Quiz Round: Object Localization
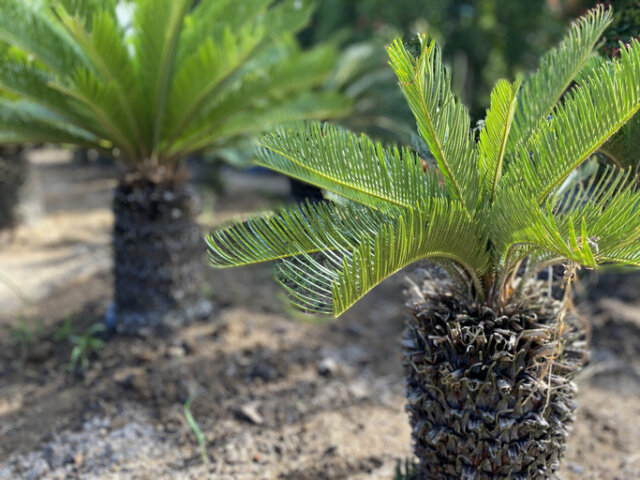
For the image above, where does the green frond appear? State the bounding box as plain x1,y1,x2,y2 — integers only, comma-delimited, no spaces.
0,98,100,146
0,0,343,164
506,5,612,156
0,49,82,125
177,0,272,66
165,27,265,145
0,0,86,74
276,199,490,316
257,123,442,210
133,0,191,155
206,201,388,268
174,93,349,155
477,78,521,203
387,36,480,213
204,8,640,314
551,167,640,265
167,42,340,153
54,6,144,155
495,167,640,272
51,68,137,159
55,0,118,26
503,39,640,203
493,190,598,270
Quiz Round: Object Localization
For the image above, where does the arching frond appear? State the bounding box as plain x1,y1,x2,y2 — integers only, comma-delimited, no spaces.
133,0,191,154
387,36,479,213
551,167,640,266
0,0,86,74
493,190,598,269
0,49,81,126
176,93,348,155
506,5,612,156
478,79,521,203
207,201,390,268
495,167,640,270
167,41,338,150
503,40,640,202
276,199,490,316
257,123,442,210
0,98,100,146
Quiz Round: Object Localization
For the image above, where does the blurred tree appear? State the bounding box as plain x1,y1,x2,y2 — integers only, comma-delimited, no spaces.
305,0,573,122
599,0,640,56
0,0,348,334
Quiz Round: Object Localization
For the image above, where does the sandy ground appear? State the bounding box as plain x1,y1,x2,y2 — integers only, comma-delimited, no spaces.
0,153,639,479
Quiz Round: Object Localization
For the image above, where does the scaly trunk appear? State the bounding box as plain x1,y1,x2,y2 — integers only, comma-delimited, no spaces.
403,273,585,479
0,147,27,230
113,168,207,334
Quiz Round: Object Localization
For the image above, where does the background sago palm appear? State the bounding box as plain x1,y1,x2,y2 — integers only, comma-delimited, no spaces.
0,145,27,231
0,0,348,333
206,6,640,478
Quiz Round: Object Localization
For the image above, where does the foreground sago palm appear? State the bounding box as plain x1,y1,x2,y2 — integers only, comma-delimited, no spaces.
206,7,640,478
0,0,347,333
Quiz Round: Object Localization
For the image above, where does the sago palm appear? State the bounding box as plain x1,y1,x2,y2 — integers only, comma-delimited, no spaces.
206,7,640,478
0,0,348,333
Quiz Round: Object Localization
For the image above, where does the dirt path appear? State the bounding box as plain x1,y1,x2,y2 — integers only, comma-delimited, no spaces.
1,154,639,479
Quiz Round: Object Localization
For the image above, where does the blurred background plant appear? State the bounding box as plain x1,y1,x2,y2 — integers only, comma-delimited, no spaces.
596,0,640,177
0,0,348,334
303,0,584,124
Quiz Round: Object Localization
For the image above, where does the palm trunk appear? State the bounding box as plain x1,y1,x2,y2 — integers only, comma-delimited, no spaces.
0,147,27,230
403,273,585,479
112,169,207,334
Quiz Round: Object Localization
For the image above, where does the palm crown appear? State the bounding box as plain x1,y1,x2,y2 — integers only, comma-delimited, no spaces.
0,0,347,167
207,6,640,316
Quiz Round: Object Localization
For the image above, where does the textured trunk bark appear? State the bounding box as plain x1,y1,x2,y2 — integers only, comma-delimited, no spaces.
113,169,208,334
0,147,27,230
403,273,585,479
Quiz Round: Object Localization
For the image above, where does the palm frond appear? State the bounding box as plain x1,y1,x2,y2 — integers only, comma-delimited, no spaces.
477,78,521,203
167,42,341,153
0,49,82,126
133,0,191,156
0,0,86,74
493,189,598,270
176,0,272,65
506,6,612,156
495,166,640,271
0,98,100,146
51,68,137,159
257,123,442,210
165,26,264,145
173,93,349,155
207,201,388,268
551,167,640,266
54,6,144,156
387,36,479,213
503,39,640,203
277,199,490,315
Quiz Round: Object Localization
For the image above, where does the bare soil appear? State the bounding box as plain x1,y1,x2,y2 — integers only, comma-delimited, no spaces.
0,153,639,479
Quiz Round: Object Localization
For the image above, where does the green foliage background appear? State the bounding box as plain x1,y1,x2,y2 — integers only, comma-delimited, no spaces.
304,0,572,122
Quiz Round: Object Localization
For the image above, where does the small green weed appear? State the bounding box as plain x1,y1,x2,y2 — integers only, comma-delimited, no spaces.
184,393,209,465
66,323,106,372
53,315,75,342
